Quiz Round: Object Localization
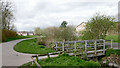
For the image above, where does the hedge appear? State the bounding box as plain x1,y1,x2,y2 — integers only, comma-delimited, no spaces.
2,29,17,42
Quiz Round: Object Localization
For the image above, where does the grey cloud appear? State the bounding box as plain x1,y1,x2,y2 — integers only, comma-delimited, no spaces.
13,0,118,31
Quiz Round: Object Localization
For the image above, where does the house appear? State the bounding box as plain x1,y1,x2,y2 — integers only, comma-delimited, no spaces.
28,32,34,35
17,31,34,36
17,31,28,36
76,22,86,32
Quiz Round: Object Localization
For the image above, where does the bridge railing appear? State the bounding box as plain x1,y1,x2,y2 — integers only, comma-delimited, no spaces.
54,39,113,57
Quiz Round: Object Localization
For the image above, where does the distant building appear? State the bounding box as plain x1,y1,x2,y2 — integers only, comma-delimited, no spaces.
17,31,34,36
76,22,86,32
28,32,34,35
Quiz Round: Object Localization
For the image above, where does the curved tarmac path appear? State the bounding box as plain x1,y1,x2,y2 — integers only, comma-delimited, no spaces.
1,38,58,67
2,38,36,66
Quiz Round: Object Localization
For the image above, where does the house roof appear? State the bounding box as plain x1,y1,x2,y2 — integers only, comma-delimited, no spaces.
76,22,86,27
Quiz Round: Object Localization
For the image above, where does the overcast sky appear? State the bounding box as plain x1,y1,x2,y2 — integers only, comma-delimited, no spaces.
10,0,119,31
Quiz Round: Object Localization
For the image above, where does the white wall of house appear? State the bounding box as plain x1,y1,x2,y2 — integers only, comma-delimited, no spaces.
76,22,86,32
22,33,28,36
29,33,34,35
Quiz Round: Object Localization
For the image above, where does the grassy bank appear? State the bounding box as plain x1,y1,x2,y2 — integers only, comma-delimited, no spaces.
38,54,100,66
105,35,119,43
14,39,55,54
106,49,120,56
20,54,100,67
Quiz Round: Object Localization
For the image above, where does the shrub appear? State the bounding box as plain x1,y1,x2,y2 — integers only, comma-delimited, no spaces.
2,29,17,42
37,26,77,47
2,33,6,42
37,37,46,46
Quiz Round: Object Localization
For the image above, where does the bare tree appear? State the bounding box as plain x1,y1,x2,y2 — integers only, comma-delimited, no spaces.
34,27,41,35
0,0,2,29
1,0,15,30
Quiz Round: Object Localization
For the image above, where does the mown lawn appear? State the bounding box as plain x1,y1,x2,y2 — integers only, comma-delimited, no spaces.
20,54,100,67
14,39,55,54
5,35,37,42
105,35,119,43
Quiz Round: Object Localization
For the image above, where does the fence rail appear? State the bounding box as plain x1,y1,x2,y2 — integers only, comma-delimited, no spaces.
54,39,113,57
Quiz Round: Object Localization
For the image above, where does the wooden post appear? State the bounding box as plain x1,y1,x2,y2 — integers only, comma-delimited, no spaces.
85,40,87,57
111,40,113,48
62,42,64,54
74,41,76,56
47,53,50,58
36,56,38,62
94,41,97,55
77,43,78,47
59,51,60,56
31,56,42,68
56,43,58,51
103,40,105,55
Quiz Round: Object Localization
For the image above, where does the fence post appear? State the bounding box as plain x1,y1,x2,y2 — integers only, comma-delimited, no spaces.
74,41,76,56
85,40,87,57
77,43,78,47
103,40,105,55
56,43,58,51
62,42,64,54
94,41,97,55
36,56,38,62
111,40,113,48
47,53,50,58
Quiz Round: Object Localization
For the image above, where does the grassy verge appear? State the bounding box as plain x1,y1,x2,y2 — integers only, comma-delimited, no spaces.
20,54,100,67
14,39,55,54
5,35,37,42
105,35,119,43
106,49,120,56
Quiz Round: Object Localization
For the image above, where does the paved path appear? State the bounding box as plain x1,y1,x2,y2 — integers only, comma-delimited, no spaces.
1,38,37,66
1,38,58,67
106,43,120,49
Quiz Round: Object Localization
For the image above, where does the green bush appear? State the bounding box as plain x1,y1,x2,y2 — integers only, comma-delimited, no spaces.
80,14,116,40
40,45,45,48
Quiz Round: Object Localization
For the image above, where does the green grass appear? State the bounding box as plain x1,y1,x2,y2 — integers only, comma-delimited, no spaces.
105,35,119,43
14,39,55,54
5,35,37,42
106,49,120,56
38,54,100,66
20,54,100,67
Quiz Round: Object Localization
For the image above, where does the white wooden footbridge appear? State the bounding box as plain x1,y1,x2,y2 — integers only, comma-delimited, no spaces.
31,39,113,67
54,39,113,58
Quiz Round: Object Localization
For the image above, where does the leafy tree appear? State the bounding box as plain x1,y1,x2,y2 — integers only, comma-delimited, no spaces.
81,14,116,40
60,21,68,28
